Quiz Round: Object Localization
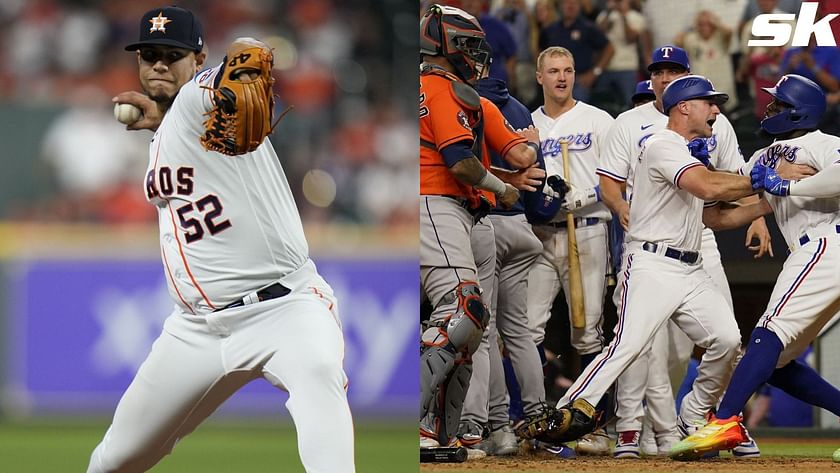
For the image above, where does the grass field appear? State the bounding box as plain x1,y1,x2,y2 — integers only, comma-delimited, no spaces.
0,418,416,472
421,438,840,473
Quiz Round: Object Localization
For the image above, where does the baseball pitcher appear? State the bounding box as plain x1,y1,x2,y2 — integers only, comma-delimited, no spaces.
88,6,354,473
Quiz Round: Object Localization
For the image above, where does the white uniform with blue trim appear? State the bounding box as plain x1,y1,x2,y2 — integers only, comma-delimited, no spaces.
87,64,355,473
597,101,744,434
557,129,742,426
740,131,840,365
527,101,613,356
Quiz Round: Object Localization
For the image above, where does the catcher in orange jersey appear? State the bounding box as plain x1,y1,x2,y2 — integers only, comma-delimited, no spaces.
419,3,538,451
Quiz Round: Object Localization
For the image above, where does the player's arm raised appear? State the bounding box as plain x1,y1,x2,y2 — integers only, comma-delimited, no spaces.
678,166,755,202
482,100,537,169
112,91,166,131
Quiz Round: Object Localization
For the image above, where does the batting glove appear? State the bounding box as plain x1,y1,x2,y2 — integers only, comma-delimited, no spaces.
687,138,711,168
561,184,601,212
751,164,790,196
544,174,569,200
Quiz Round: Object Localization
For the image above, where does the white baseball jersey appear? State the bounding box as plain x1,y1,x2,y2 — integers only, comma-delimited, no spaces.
598,101,743,199
89,63,354,473
144,65,309,314
527,101,614,354
628,129,707,250
600,103,745,431
558,127,741,424
532,101,614,221
740,131,840,248
736,131,840,370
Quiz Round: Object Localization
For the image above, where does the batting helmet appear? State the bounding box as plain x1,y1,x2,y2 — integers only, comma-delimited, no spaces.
420,4,491,84
760,74,826,135
661,75,728,114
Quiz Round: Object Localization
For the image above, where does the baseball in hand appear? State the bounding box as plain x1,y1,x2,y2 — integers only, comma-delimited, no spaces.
114,103,142,125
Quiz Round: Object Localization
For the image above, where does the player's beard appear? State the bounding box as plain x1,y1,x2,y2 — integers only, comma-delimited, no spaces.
147,90,176,109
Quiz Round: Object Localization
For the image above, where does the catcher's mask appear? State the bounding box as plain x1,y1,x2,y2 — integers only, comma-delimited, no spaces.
420,4,491,84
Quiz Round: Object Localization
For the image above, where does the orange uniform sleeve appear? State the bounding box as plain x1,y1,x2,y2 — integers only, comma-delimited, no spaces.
481,98,527,163
421,77,475,151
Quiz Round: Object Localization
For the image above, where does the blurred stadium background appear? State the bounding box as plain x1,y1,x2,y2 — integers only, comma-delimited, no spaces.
0,0,417,471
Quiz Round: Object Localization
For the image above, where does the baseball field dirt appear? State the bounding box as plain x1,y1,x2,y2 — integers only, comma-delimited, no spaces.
421,438,840,473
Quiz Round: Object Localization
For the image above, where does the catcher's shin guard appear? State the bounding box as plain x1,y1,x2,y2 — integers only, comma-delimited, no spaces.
420,281,489,444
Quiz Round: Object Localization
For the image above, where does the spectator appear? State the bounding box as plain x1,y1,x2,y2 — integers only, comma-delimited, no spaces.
594,0,648,110
539,0,614,102
0,0,416,226
740,0,802,27
458,0,518,84
736,0,791,85
675,10,739,111
642,0,696,53
746,45,784,123
494,0,534,100
779,37,840,93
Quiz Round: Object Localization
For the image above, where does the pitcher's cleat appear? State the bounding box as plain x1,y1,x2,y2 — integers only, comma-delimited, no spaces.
670,415,746,461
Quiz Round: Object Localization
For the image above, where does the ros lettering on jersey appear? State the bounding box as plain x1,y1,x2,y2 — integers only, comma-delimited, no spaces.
146,166,195,201
145,166,232,244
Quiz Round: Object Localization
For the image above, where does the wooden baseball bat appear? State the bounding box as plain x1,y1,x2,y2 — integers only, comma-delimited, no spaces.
562,140,586,329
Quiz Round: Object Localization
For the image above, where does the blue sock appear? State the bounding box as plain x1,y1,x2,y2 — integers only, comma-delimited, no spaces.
717,327,783,419
503,354,525,422
676,358,699,413
768,359,840,416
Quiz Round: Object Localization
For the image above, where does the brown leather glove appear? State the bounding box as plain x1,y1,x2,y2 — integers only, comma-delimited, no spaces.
201,37,275,155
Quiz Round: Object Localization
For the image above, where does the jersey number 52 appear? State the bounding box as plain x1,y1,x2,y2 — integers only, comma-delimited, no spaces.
176,195,232,244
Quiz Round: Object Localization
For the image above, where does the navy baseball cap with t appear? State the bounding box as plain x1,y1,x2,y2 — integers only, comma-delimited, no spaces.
631,80,655,103
647,45,690,72
125,6,204,53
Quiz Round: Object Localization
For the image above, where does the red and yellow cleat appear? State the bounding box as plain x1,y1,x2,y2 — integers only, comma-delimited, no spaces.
669,415,747,461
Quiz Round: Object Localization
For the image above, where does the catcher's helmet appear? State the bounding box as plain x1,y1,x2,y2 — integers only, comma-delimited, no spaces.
661,75,728,114
420,4,491,84
760,74,826,135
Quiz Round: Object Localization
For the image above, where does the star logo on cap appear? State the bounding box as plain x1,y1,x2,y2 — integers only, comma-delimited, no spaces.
149,12,172,33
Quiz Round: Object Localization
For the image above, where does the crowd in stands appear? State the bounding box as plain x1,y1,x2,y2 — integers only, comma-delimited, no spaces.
0,0,416,226
436,0,840,131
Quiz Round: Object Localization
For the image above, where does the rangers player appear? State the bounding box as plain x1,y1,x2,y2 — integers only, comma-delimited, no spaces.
526,45,615,456
672,74,840,460
419,4,533,450
88,6,354,473
597,46,766,457
517,75,770,449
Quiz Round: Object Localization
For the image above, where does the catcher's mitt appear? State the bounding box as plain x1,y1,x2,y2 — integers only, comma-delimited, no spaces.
515,399,597,444
201,37,276,155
